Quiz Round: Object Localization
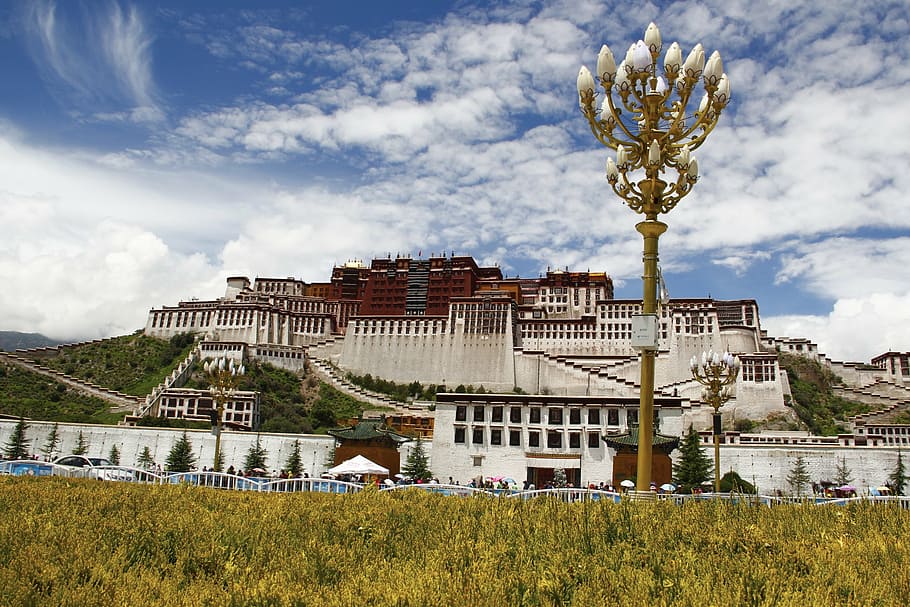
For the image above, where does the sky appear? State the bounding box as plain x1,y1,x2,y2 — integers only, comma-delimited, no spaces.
0,0,908,363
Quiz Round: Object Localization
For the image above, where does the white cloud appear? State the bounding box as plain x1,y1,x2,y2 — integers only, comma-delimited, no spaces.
25,0,162,122
2,0,909,365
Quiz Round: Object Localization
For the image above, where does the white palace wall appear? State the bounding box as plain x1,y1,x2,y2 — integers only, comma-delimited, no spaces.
716,443,904,496
0,420,336,476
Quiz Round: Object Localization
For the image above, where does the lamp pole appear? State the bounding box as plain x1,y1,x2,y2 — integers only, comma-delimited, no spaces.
204,357,245,472
690,351,740,492
577,23,730,492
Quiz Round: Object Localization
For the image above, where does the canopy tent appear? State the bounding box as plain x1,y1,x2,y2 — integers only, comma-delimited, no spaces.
327,454,389,477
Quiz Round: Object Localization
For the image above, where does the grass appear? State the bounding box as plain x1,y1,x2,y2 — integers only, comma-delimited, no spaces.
35,332,196,397
0,364,122,424
1,477,908,606
777,353,872,435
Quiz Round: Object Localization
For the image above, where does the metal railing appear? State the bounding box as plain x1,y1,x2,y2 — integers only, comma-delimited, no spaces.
2,460,909,507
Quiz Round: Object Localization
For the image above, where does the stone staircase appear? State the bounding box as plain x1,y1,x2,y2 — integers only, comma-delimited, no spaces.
0,350,140,413
307,357,432,415
841,380,910,425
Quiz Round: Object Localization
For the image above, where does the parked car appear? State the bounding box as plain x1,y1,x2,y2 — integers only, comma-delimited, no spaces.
52,455,134,482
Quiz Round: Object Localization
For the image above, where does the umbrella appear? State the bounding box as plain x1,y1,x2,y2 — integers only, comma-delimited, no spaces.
620,479,635,488
837,485,856,492
660,483,676,491
327,455,389,476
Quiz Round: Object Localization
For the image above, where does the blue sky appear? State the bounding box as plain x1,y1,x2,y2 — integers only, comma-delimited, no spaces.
0,0,909,363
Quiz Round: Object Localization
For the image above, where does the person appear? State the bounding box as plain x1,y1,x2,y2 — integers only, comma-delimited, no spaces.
226,465,235,475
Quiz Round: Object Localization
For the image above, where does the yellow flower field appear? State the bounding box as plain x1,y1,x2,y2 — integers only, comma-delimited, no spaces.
0,476,907,606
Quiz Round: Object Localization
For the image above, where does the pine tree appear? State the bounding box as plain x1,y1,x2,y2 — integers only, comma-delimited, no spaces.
888,449,907,496
285,440,303,477
108,444,121,466
787,454,811,497
41,423,60,460
402,436,432,481
73,431,89,455
165,431,196,472
833,456,852,487
3,417,30,460
137,446,155,469
673,426,712,493
243,435,268,472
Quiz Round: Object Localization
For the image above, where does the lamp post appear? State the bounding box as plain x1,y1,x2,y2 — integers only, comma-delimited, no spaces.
577,23,730,492
689,350,740,492
203,357,245,472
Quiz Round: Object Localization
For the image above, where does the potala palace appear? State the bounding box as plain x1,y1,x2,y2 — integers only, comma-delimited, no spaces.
3,253,908,493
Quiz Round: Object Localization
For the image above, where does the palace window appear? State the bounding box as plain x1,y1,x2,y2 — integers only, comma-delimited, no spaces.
509,430,521,446
528,431,540,447
490,429,502,446
547,431,562,449
529,408,541,424
607,409,619,426
548,408,563,425
454,428,466,444
472,428,484,444
509,407,522,423
491,406,503,423
588,409,601,424
569,409,581,425
473,406,485,422
588,432,600,448
455,406,466,422
569,432,581,449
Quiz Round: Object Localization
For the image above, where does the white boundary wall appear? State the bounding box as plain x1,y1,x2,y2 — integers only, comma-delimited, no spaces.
0,420,335,476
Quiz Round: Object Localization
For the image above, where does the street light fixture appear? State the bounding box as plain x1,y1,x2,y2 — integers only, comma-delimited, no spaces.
203,357,245,472
690,350,740,492
577,23,730,492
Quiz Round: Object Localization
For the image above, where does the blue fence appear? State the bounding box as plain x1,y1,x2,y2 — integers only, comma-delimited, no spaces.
2,460,909,506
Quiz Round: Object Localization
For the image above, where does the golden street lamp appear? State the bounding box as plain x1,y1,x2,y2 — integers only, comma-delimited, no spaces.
203,357,245,472
690,350,740,492
577,23,730,492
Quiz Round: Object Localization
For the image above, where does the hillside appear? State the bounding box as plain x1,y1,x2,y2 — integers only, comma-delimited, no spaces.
777,353,871,435
0,332,375,433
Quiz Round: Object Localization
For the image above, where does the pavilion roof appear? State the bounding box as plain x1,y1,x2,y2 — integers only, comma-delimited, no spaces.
328,419,411,443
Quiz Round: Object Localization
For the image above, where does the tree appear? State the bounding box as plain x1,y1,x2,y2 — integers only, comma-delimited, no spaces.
285,440,303,477
402,436,432,481
833,456,853,487
719,471,756,494
243,435,268,472
137,446,155,469
165,431,196,472
787,454,811,497
3,417,30,460
41,423,60,460
552,468,568,488
73,431,89,455
108,444,121,466
888,449,907,496
673,426,712,493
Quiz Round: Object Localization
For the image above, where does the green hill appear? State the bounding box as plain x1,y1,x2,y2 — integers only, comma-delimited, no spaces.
1,332,376,433
777,353,871,435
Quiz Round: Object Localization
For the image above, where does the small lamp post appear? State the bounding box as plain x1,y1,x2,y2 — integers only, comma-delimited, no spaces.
203,357,245,472
690,351,740,492
577,22,730,492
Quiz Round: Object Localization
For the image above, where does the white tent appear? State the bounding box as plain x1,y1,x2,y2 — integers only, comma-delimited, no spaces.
327,454,389,476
